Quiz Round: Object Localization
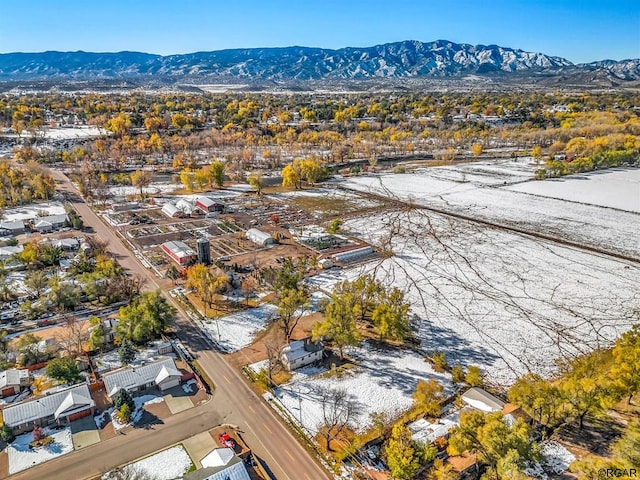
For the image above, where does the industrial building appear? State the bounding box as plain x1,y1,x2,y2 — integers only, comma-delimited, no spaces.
197,237,211,265
162,240,196,266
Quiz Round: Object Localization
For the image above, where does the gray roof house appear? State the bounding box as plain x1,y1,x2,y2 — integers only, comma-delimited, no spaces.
0,220,26,236
102,357,182,398
2,384,95,434
461,387,505,413
34,214,69,232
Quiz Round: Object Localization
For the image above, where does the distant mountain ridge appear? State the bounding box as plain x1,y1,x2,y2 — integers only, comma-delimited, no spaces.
0,40,638,85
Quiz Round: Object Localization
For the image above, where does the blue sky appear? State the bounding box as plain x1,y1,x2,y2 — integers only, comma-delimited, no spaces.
1,0,638,63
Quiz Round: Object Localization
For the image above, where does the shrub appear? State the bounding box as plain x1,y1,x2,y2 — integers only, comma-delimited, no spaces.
431,351,448,372
0,424,14,443
118,403,132,423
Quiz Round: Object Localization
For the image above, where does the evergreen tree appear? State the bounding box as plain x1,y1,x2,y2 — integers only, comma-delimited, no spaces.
118,338,137,365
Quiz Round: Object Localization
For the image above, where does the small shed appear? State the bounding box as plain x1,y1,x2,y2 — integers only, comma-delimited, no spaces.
245,228,274,246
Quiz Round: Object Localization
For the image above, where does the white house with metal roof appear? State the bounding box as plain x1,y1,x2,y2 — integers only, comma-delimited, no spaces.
281,338,323,371
461,387,505,413
2,384,95,434
0,368,30,397
102,357,182,398
185,448,251,480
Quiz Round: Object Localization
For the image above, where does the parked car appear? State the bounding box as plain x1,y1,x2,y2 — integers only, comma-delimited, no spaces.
217,432,236,449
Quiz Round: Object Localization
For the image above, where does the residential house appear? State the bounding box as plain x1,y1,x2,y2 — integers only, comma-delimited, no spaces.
185,448,251,480
51,237,79,251
0,368,30,397
0,220,26,236
281,338,323,371
102,357,182,398
2,384,95,434
461,387,505,413
0,245,24,260
34,214,69,233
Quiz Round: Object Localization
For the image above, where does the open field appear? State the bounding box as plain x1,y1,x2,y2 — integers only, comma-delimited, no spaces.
340,164,640,259
505,167,640,213
339,209,640,385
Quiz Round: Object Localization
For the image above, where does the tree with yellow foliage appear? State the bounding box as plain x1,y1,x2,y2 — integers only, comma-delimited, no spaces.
281,164,301,189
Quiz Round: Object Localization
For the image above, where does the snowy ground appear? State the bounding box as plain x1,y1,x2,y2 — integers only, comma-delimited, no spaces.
269,187,382,210
2,201,67,222
273,342,453,435
7,427,73,474
337,210,639,385
102,445,193,480
41,126,103,139
524,441,576,479
109,183,182,197
94,394,165,430
341,165,640,259
93,341,175,373
199,304,278,352
506,168,640,213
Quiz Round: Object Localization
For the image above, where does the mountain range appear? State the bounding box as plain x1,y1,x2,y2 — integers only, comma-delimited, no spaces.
0,40,638,87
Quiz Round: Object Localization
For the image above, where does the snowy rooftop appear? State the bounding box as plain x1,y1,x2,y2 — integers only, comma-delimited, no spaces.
3,384,93,427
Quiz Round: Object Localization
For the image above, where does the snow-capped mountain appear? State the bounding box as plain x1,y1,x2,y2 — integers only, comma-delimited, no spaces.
0,40,636,84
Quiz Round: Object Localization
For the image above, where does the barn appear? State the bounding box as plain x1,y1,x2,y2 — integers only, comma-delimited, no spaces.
162,240,195,266
195,197,225,213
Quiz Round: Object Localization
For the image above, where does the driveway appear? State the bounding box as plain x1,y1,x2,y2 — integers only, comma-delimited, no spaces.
70,416,100,450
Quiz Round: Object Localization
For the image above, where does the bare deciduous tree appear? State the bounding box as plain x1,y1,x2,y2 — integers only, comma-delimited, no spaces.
316,386,360,451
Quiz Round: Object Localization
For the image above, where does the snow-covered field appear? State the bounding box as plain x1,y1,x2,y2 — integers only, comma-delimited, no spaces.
269,187,382,210
109,183,182,197
7,427,73,474
339,210,640,385
200,304,278,352
273,342,453,435
506,168,640,213
299,209,640,386
102,445,193,480
341,166,640,259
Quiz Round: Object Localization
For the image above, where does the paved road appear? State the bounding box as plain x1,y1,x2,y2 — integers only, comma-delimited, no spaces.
29,170,331,480
9,403,223,480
